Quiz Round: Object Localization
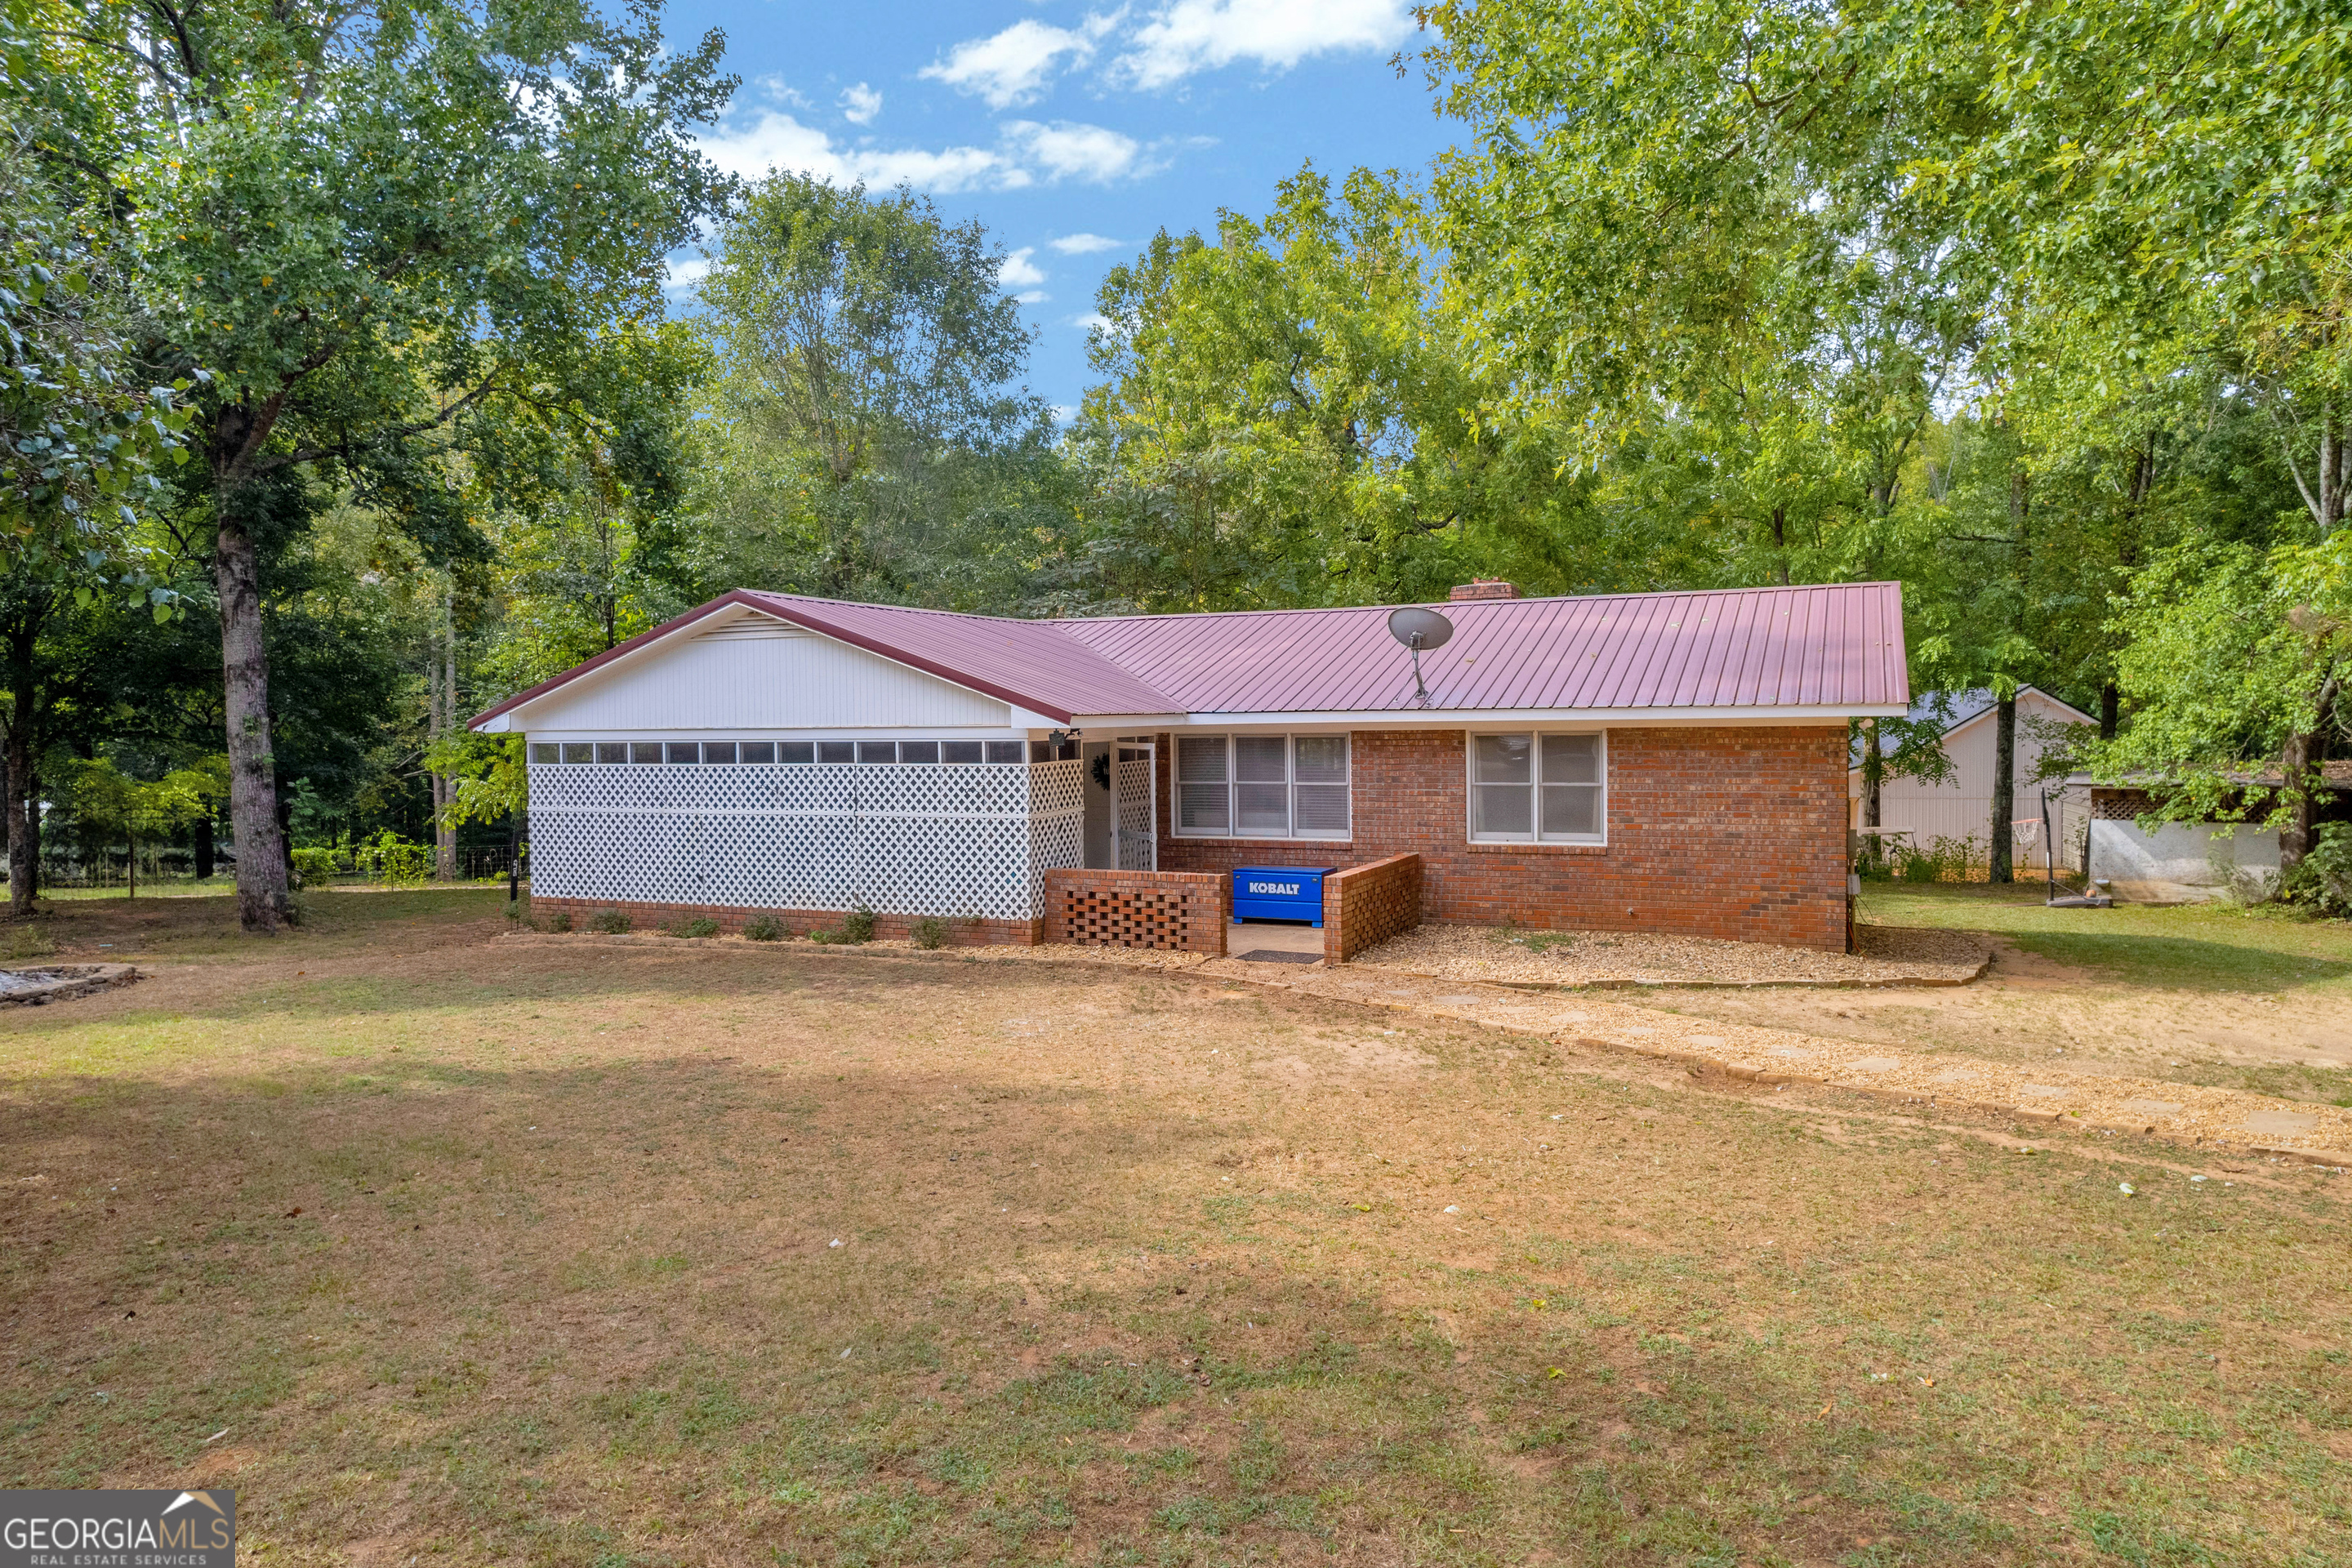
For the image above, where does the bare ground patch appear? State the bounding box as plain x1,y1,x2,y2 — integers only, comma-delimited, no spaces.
1352,921,1989,987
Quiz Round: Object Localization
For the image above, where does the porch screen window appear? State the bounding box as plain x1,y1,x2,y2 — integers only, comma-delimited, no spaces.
1174,735,1350,840
530,743,559,764
1469,733,1605,843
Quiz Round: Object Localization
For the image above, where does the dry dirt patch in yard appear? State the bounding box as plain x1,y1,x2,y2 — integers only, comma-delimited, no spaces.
1631,891,2352,1109
1354,921,1989,987
3,890,2350,1566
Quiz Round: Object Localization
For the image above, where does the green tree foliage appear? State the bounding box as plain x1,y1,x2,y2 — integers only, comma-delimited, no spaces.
20,0,734,932
694,175,1062,608
2091,536,2351,871
1417,0,1984,590
1068,166,1659,612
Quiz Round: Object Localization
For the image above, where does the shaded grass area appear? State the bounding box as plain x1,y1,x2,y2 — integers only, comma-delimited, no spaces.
2,894,2348,1566
1860,883,2352,994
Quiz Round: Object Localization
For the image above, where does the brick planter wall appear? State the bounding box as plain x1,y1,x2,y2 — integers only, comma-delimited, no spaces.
526,897,1041,947
1152,726,1849,953
1041,869,1228,954
1323,853,1422,964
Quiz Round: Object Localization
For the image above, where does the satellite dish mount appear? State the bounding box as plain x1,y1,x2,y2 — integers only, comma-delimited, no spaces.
1386,607,1454,709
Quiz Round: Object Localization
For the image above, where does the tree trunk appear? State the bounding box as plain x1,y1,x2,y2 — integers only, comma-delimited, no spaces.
214,517,290,933
434,584,457,881
2279,676,2341,873
194,812,215,880
5,610,39,920
24,773,39,900
1858,721,1884,871
1990,693,2017,884
2099,683,2119,742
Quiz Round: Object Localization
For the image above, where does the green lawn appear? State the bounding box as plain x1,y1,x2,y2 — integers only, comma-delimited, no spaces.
2,891,2349,1565
1860,882,2352,995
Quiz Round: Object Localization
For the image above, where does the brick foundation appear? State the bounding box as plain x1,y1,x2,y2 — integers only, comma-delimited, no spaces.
1041,869,1227,954
1155,727,1851,953
526,897,1043,947
1324,853,1422,963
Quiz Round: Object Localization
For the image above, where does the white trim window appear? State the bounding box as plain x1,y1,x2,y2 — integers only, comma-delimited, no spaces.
1175,733,1350,840
1468,732,1606,844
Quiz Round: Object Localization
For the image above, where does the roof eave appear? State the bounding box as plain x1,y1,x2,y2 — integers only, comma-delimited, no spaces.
1070,703,1910,728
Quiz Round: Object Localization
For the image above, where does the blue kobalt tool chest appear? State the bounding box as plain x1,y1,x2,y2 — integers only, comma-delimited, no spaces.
1232,866,1335,926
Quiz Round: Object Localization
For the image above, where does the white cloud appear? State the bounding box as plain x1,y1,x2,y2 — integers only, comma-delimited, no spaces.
1004,119,1154,184
920,14,1121,109
839,82,882,124
696,87,1174,195
665,256,710,291
1116,0,1412,90
1000,247,1049,289
1075,311,1116,335
1015,290,1050,305
696,108,1019,194
1049,232,1125,255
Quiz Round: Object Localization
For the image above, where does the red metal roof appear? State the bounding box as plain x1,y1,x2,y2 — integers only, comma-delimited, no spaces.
1055,582,1908,714
471,581,1909,729
737,591,1183,722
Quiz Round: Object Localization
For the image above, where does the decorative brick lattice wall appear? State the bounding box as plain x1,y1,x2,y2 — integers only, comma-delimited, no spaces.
1041,869,1227,955
1153,726,1851,954
1323,853,1422,964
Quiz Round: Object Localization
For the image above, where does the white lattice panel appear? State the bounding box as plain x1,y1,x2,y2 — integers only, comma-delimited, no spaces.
528,762,1069,919
1115,748,1156,871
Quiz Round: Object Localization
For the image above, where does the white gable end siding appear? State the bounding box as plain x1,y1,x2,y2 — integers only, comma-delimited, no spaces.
1850,689,2091,869
514,617,1011,734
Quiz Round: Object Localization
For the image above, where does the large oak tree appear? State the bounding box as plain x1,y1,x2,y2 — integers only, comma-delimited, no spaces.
25,0,732,929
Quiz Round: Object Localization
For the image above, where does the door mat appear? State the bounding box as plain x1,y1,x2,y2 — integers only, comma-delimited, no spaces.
1236,950,1322,964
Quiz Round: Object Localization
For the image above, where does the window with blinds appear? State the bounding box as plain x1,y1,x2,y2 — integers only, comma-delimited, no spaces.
1468,732,1606,844
1173,734,1350,840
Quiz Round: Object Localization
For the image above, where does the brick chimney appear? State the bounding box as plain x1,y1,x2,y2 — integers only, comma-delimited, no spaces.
1449,579,1521,602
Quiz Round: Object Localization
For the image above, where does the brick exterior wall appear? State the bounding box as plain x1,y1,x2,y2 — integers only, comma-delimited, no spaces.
1323,853,1422,963
1041,869,1227,954
1155,726,1851,953
527,897,1043,947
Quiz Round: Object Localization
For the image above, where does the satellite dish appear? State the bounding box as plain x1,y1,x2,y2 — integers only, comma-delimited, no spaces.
1387,607,1454,707
1388,606,1454,651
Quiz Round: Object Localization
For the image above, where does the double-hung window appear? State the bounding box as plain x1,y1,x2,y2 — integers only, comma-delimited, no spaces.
1468,732,1606,844
1174,734,1349,840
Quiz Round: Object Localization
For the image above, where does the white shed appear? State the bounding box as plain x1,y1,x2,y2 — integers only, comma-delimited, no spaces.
1850,688,2096,872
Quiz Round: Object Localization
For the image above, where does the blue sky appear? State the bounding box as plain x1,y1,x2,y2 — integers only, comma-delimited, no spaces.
656,0,1461,414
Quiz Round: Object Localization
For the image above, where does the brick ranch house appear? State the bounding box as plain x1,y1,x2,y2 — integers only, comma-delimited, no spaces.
468,579,1910,955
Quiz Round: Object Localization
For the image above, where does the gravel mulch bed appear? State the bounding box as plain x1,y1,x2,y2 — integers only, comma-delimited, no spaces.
1348,921,1989,987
